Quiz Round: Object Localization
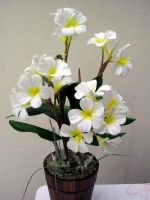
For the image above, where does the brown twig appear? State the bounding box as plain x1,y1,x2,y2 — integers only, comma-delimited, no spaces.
78,68,81,82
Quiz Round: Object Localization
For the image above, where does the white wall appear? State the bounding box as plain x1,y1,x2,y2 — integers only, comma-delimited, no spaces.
0,0,150,199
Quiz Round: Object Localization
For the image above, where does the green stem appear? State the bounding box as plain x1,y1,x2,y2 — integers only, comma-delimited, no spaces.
98,153,130,161
21,167,44,200
64,36,72,63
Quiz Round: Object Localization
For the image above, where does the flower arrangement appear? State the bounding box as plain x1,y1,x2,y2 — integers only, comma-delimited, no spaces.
8,7,135,194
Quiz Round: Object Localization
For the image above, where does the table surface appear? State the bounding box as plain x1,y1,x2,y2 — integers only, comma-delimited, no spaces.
35,184,150,200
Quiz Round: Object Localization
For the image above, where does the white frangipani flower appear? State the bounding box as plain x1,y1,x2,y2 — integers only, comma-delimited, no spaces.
105,90,128,114
103,110,126,135
75,80,111,100
17,73,52,108
37,56,71,81
24,54,46,75
52,8,87,36
87,30,117,47
113,44,133,76
53,76,72,93
68,97,104,132
10,88,29,120
60,124,93,153
97,135,121,153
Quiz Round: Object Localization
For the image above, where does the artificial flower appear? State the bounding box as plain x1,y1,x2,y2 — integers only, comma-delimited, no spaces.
87,30,117,47
10,88,29,120
53,76,72,93
60,124,93,153
97,135,121,153
24,54,46,75
37,56,71,81
68,97,104,132
74,80,111,100
112,44,133,76
105,90,128,114
103,110,126,135
52,8,87,36
17,73,51,108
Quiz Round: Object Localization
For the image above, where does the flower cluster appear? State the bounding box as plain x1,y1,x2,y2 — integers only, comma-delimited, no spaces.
9,7,134,157
10,55,72,120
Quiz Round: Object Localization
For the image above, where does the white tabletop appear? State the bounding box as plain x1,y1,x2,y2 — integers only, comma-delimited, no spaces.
35,184,150,200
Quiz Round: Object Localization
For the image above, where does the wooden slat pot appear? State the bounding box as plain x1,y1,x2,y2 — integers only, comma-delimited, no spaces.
44,154,99,200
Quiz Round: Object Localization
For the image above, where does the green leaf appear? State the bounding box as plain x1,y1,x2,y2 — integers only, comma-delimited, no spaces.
42,76,48,84
90,136,99,146
55,54,63,60
93,75,103,90
9,120,61,141
59,82,80,109
89,132,127,146
100,132,127,139
27,104,70,124
122,117,136,126
27,103,55,119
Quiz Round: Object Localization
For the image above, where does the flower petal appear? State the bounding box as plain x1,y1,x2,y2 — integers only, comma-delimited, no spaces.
31,74,42,87
80,97,93,110
17,75,30,89
107,123,121,135
75,25,86,34
31,94,42,108
18,92,31,105
60,124,72,137
75,83,90,99
105,30,117,40
93,102,104,117
61,27,75,36
77,119,92,132
75,12,87,24
68,109,83,124
87,37,96,45
67,138,78,153
87,80,97,93
19,108,29,120
96,85,111,96
39,86,52,99
92,116,103,130
83,132,93,144
78,140,89,153
115,114,126,125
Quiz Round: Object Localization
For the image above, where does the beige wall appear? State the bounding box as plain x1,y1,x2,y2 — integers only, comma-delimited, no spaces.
0,0,150,199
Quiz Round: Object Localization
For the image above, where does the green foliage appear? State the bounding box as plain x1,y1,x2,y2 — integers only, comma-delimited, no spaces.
55,54,63,60
93,75,103,90
122,117,136,126
27,103,55,118
42,76,48,84
90,132,126,146
59,82,80,109
9,120,61,141
27,103,70,124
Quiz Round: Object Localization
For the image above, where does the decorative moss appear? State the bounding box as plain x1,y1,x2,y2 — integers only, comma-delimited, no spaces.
45,151,99,180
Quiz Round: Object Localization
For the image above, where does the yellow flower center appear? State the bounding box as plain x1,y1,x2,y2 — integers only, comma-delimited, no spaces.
27,87,40,97
54,82,62,94
65,17,79,28
95,37,105,44
47,66,56,80
105,115,116,124
106,98,117,110
80,109,93,120
70,128,83,143
96,135,104,144
117,57,128,65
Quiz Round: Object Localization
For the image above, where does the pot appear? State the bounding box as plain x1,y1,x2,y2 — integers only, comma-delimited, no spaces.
43,153,99,200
